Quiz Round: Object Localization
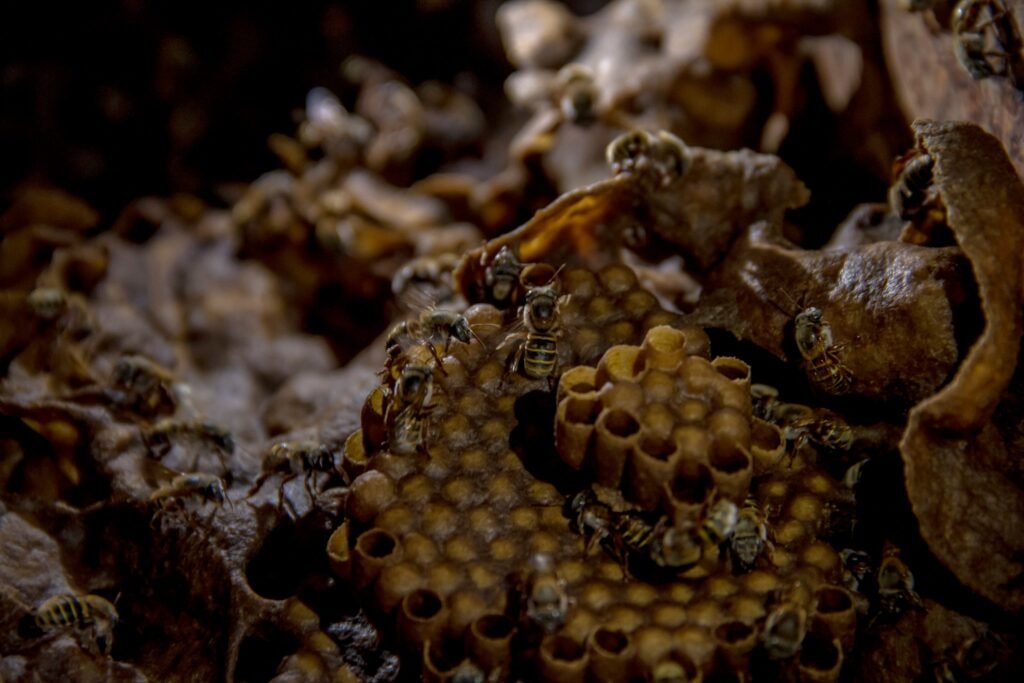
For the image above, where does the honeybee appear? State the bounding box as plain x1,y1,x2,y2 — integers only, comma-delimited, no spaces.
731,497,769,569
247,441,343,516
150,472,228,509
606,129,691,189
386,307,481,371
505,280,564,388
383,363,435,456
794,307,852,395
762,601,808,660
142,418,235,471
952,0,1022,83
484,245,523,307
876,545,923,618
614,511,658,559
519,553,572,635
34,593,118,656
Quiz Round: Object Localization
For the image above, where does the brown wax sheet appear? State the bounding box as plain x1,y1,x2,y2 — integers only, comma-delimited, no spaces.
900,120,1024,611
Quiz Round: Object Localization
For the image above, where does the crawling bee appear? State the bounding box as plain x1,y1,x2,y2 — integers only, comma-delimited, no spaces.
567,488,616,555
484,245,523,307
150,472,228,509
34,593,118,655
613,511,658,560
953,0,1023,82
519,553,572,635
606,129,691,189
794,307,852,395
700,498,739,546
110,354,179,417
247,441,342,515
142,418,235,470
731,497,769,569
386,307,481,372
383,363,435,456
890,152,935,221
762,600,808,660
876,545,923,619
505,280,563,388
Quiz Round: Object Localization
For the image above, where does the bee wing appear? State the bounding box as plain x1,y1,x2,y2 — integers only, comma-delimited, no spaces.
495,319,527,351
394,283,438,318
140,456,181,488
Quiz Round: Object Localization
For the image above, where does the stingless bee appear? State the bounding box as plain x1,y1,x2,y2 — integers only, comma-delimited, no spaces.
518,553,573,635
383,362,436,456
34,593,119,656
890,152,935,221
649,519,705,571
555,63,598,126
794,307,852,395
110,354,179,417
876,544,923,619
391,253,460,307
731,497,770,570
504,276,564,389
567,488,616,555
150,472,228,510
606,129,691,189
762,600,808,660
484,245,523,307
385,307,482,373
952,0,1023,84
142,418,235,470
247,440,344,516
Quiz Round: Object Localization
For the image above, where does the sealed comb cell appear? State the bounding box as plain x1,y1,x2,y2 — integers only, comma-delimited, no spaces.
555,325,752,513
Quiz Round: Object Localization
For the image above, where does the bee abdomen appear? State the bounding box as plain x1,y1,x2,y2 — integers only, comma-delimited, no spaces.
36,595,88,630
524,334,558,379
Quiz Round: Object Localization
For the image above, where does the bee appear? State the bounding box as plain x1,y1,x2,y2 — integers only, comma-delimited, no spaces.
34,593,118,655
383,363,435,456
876,545,923,618
567,488,616,555
142,418,235,471
762,601,808,660
890,152,935,221
247,441,343,516
649,519,705,571
150,472,228,509
700,498,739,546
731,497,769,569
650,659,691,683
484,245,523,307
614,511,658,559
952,0,1023,83
391,253,460,306
505,280,563,388
605,129,691,189
26,287,71,320
385,307,481,372
110,354,179,417
555,63,598,126
794,307,852,395
519,553,572,635
839,548,874,594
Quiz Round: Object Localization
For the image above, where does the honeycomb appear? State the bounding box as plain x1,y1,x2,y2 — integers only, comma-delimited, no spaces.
338,264,857,682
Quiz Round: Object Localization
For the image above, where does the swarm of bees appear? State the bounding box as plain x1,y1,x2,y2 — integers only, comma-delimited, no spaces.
752,384,855,459
32,593,119,656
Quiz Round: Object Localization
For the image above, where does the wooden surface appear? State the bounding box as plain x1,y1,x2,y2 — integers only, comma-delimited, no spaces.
881,0,1024,179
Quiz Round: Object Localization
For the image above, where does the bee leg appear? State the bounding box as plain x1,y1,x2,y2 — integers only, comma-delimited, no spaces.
504,341,524,387
426,343,449,375
246,473,271,498
276,473,299,515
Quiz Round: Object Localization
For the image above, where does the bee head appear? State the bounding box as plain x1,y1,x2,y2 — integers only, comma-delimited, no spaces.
797,307,823,325
205,478,227,503
310,446,335,472
526,287,557,323
451,316,474,344
399,366,431,398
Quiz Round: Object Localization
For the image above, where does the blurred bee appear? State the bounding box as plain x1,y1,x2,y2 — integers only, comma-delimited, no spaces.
701,498,739,546
876,544,923,619
650,658,691,683
34,593,118,656
518,553,572,635
843,458,869,490
567,488,616,555
952,0,1023,83
794,307,852,395
142,418,235,471
391,253,460,308
150,471,228,508
613,511,658,560
606,129,691,190
840,548,874,615
484,245,523,307
649,519,705,571
890,152,936,221
26,287,71,321
247,441,343,516
385,307,481,373
383,363,435,456
110,354,179,417
731,497,770,570
505,278,564,388
450,661,492,683
555,63,598,126
762,600,808,660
